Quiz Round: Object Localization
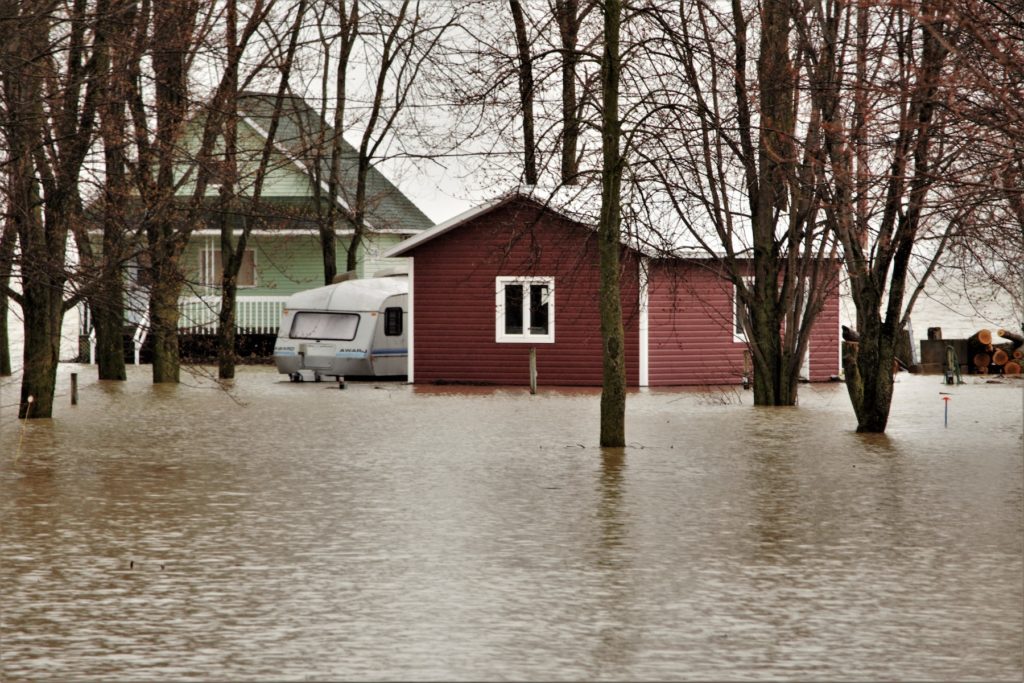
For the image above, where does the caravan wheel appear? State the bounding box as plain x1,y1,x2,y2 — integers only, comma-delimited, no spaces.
290,372,302,382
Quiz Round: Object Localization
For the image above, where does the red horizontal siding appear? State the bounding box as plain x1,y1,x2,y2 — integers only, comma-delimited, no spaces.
647,260,840,385
411,198,640,387
809,286,840,381
647,261,745,385
407,196,839,387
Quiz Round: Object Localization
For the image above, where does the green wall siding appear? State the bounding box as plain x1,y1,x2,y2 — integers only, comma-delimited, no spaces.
181,232,410,298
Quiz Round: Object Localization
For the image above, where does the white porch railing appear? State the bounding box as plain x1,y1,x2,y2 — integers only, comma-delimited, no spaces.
79,295,289,365
177,295,288,334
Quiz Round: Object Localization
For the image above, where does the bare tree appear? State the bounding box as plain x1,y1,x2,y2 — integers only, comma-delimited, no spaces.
599,0,625,447
72,0,140,382
125,0,278,383
342,0,457,274
308,0,360,286
214,0,307,379
793,0,955,431
625,0,839,407
934,0,1023,325
0,0,103,418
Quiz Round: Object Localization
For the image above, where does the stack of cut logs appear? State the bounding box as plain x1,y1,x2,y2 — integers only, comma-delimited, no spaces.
967,328,1023,375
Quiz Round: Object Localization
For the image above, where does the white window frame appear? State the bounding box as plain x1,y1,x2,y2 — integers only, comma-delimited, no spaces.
199,240,257,289
733,277,753,342
495,276,555,344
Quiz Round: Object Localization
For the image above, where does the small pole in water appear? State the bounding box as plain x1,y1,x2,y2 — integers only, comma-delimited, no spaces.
942,394,951,427
71,373,78,405
529,348,537,395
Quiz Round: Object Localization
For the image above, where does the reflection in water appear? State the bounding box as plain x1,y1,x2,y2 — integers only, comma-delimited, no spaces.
597,448,626,553
0,367,1021,681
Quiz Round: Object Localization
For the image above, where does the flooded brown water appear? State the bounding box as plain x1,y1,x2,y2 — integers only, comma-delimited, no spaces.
1,366,1022,681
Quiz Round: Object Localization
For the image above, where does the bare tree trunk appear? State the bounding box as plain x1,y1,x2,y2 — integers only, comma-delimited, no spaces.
92,268,128,380
2,1,100,417
508,0,537,185
315,0,359,285
810,0,951,432
215,0,241,380
148,243,183,384
91,0,136,381
750,0,798,407
217,1,305,380
555,0,581,185
598,0,625,448
146,0,196,384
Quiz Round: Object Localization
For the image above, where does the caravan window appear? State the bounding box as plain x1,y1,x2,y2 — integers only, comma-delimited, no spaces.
290,312,359,341
384,307,403,336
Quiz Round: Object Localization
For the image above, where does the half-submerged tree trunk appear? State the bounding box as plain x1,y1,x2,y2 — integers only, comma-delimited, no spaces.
91,234,128,380
843,310,898,432
803,0,951,431
148,241,184,384
89,0,137,382
216,3,306,380
3,1,100,417
598,0,626,447
749,0,799,407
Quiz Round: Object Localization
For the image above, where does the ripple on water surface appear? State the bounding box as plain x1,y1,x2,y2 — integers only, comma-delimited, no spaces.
1,368,1021,680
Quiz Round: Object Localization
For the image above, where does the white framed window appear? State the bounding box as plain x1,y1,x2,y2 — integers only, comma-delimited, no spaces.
495,276,555,343
200,247,256,288
733,277,753,342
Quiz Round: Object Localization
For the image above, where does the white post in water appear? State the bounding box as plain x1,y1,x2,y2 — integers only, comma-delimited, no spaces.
529,348,537,395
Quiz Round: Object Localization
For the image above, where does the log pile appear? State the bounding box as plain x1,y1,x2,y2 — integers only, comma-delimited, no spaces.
966,328,1023,375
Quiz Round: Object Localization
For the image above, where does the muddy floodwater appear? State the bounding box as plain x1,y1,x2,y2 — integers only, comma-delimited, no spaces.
1,366,1021,681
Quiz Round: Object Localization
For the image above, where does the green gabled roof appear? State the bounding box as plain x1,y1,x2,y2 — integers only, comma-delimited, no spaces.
236,91,433,234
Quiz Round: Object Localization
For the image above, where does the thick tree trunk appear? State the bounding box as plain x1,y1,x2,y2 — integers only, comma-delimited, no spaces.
149,253,182,384
843,311,897,432
217,280,238,380
598,0,626,448
509,0,537,186
19,281,64,419
556,0,580,185
346,225,360,275
92,275,127,380
322,228,339,284
93,225,128,380
749,0,799,407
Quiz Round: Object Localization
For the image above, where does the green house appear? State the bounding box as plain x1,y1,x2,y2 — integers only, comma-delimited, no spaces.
84,92,434,362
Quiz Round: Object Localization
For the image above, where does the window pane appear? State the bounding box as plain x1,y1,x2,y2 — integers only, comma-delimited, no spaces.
290,312,360,341
504,284,523,334
735,289,749,337
529,284,549,335
238,250,256,286
384,307,402,336
199,249,255,286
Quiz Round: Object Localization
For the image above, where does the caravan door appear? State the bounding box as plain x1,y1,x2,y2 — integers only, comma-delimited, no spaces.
369,294,408,376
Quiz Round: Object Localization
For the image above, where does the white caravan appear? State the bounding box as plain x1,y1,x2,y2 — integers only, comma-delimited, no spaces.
273,271,408,381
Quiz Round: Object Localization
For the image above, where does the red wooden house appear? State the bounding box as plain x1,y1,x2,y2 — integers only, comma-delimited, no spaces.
384,193,840,387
